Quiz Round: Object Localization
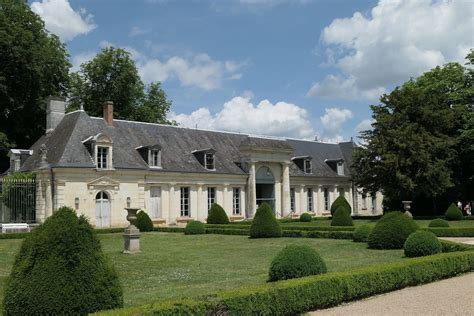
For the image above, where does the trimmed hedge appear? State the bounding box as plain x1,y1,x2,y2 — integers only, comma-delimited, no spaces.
249,203,282,238
154,227,186,233
330,195,351,215
353,225,373,243
206,224,355,232
368,211,419,249
184,221,206,235
424,227,474,237
440,240,474,253
445,203,463,221
3,207,122,315
132,210,154,232
428,218,450,228
331,207,353,227
207,203,230,224
403,231,442,258
0,232,29,239
268,245,327,282
93,299,209,316
300,213,312,222
205,228,249,236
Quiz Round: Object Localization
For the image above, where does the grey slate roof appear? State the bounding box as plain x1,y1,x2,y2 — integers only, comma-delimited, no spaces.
19,110,355,178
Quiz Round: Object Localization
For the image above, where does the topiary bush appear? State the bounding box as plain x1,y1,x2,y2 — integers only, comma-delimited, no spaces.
132,210,154,232
268,245,327,282
184,221,206,235
207,203,230,224
331,206,353,226
330,195,351,215
428,218,450,228
3,206,122,315
299,213,312,222
249,203,282,238
445,203,463,221
353,224,373,242
404,230,442,258
368,211,419,249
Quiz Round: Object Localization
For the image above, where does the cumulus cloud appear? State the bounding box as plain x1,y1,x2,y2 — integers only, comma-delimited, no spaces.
309,0,473,100
320,108,353,141
71,51,95,71
31,0,96,41
355,119,373,133
169,96,315,138
129,26,148,37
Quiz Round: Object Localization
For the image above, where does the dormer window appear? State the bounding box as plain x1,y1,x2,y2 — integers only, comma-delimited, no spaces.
337,161,344,176
304,159,312,174
205,153,215,170
292,156,312,174
136,144,162,168
83,133,113,170
325,158,344,176
97,147,108,169
192,148,216,171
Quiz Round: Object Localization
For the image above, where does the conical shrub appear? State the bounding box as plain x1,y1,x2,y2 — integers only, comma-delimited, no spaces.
2,207,123,315
207,203,230,224
368,211,419,249
132,210,154,232
331,206,353,226
330,195,351,215
445,203,463,221
250,203,282,238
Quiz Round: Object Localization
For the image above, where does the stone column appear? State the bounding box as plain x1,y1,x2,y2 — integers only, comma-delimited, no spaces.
168,183,175,224
35,176,46,223
317,185,324,215
330,185,338,210
298,185,305,214
247,161,257,218
281,162,291,217
348,186,354,215
44,177,53,219
223,184,230,217
197,184,203,221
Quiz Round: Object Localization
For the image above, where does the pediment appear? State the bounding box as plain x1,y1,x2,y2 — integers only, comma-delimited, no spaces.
87,176,120,190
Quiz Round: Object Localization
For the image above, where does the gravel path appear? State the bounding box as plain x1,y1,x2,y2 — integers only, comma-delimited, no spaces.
310,272,474,316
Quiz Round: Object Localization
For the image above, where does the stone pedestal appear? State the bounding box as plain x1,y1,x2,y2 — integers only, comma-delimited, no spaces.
123,208,141,254
402,200,413,218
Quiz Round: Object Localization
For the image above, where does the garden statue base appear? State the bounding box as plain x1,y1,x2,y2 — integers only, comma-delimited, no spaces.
123,225,141,254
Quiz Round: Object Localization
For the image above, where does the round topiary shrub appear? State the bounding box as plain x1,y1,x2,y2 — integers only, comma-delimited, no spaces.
250,203,282,238
132,210,154,232
330,195,351,215
445,203,463,221
368,211,419,249
300,213,312,222
428,218,450,228
353,224,373,242
207,203,230,224
184,220,206,235
331,206,353,226
403,230,442,258
3,207,122,315
268,245,327,282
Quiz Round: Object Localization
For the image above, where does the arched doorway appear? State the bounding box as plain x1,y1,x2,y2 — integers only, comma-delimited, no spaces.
256,166,275,212
95,191,110,228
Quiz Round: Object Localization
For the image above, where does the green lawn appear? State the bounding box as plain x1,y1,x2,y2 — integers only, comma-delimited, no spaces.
0,232,405,309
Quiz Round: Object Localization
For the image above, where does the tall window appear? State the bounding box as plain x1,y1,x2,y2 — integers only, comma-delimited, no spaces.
205,153,215,170
338,187,345,197
304,159,312,174
324,188,329,211
362,194,367,209
207,187,216,211
337,161,344,175
233,188,241,215
149,149,161,167
97,147,108,169
307,188,313,212
371,194,377,213
290,188,295,211
180,187,190,217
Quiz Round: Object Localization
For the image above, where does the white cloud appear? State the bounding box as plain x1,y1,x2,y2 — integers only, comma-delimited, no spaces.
129,26,147,37
71,51,95,71
31,0,96,41
169,95,315,138
320,108,353,141
309,0,473,100
355,119,373,133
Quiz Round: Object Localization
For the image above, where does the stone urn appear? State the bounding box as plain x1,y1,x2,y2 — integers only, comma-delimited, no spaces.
402,201,413,218
123,208,141,254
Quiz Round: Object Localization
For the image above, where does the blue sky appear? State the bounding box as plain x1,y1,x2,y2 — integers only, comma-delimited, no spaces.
30,0,473,142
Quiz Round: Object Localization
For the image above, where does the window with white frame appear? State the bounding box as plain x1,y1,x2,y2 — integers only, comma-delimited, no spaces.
304,159,312,174
371,194,377,213
97,146,108,169
362,193,367,209
207,187,216,211
149,149,161,168
324,188,330,211
233,188,241,215
307,188,313,212
290,188,295,211
337,161,344,175
338,187,345,197
180,187,190,217
205,153,215,170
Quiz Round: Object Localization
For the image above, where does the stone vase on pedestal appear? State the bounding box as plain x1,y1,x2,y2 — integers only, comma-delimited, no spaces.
402,201,413,218
123,208,141,254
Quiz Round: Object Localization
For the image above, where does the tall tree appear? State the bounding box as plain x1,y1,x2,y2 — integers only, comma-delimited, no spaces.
68,47,174,125
0,0,70,172
353,51,474,214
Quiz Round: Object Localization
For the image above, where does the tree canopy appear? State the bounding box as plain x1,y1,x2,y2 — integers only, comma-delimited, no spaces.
353,50,474,214
0,0,70,172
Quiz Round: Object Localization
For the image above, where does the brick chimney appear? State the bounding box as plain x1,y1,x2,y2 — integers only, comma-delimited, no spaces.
103,101,113,127
46,96,65,133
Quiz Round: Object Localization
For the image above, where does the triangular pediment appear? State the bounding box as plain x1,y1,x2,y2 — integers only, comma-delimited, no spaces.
87,176,120,189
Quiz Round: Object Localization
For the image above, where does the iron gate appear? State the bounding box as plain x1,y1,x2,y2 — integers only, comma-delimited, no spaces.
0,177,36,223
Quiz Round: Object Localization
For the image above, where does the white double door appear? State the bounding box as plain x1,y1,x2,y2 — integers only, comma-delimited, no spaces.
150,187,162,219
95,191,110,228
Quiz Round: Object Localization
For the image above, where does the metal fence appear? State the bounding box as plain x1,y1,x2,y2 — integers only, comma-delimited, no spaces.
0,177,36,223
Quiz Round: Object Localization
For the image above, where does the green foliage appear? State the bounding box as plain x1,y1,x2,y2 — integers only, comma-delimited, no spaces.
440,239,474,253
353,225,373,242
249,203,282,238
93,299,209,316
299,213,312,222
3,207,122,315
268,245,327,282
0,0,70,171
368,211,419,249
330,195,351,215
184,221,206,235
132,210,154,232
424,227,474,237
428,218,450,227
67,47,174,125
445,203,463,221
404,230,442,258
331,207,353,226
352,53,474,214
206,224,355,232
206,203,230,224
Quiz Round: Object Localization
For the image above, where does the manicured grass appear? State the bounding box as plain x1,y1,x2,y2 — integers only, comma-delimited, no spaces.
0,232,405,310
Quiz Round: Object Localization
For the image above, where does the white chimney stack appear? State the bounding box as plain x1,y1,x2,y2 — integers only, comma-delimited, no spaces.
46,96,65,133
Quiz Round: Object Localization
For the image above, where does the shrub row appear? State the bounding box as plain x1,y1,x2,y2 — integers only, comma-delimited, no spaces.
439,240,474,253
95,252,474,316
423,227,474,237
206,224,355,232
